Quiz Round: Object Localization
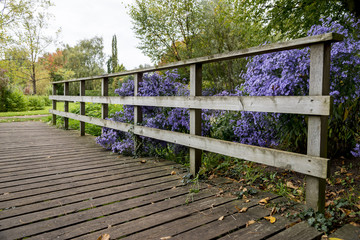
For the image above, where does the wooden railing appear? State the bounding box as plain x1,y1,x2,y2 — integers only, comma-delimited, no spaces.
50,32,343,212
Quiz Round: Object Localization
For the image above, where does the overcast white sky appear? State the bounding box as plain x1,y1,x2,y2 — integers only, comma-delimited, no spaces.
47,0,152,70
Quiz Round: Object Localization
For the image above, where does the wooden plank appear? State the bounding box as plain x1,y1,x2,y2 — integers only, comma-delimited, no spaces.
267,221,322,240
134,73,143,155
0,160,160,194
218,216,293,240
0,170,176,210
49,110,329,178
0,159,159,190
124,192,277,240
64,82,69,129
0,163,173,202
69,193,228,240
49,95,332,116
190,63,202,175
101,77,109,119
52,33,343,84
0,175,177,221
0,180,187,231
80,80,85,136
329,224,360,240
52,84,57,125
306,43,331,212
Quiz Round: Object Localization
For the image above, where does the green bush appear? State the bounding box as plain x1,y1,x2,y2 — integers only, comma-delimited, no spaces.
0,89,28,112
26,95,46,110
41,96,52,106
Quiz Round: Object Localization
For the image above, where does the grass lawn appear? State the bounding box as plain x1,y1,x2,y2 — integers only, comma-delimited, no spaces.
0,102,78,118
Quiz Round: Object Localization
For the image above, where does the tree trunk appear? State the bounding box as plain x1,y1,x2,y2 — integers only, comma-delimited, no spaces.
32,64,36,94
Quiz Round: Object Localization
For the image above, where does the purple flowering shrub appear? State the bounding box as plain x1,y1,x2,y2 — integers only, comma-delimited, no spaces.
96,70,214,157
239,17,360,156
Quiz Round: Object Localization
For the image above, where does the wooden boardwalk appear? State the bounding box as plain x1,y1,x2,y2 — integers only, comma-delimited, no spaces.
0,122,328,239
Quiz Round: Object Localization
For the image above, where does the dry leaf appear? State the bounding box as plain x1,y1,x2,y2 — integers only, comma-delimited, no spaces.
246,220,256,227
340,167,347,173
160,237,172,240
3,192,9,196
270,207,277,216
264,216,276,223
97,233,110,240
329,238,344,240
107,224,112,229
218,216,224,221
235,206,248,213
259,197,270,205
170,171,176,175
346,173,353,176
350,222,360,227
245,200,250,203
356,204,360,209
325,201,334,207
286,181,298,189
140,160,146,163
171,186,177,189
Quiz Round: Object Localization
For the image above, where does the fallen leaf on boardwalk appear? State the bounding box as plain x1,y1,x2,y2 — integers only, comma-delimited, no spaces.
350,222,360,227
107,224,111,229
245,200,250,203
246,220,256,227
218,216,224,221
270,207,277,216
3,192,9,195
264,216,276,223
259,197,270,205
160,236,172,240
171,186,177,189
47,156,51,158
329,238,344,240
235,206,248,213
97,233,110,240
140,160,146,163
286,181,298,189
170,171,176,175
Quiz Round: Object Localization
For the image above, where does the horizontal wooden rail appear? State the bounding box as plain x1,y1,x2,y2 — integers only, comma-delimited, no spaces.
49,95,332,116
49,109,329,179
51,33,343,84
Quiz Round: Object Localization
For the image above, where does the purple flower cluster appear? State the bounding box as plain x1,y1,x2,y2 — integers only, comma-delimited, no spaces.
96,70,214,155
238,16,360,155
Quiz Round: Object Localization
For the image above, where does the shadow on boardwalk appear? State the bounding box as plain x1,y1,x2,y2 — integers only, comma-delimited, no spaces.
0,122,340,240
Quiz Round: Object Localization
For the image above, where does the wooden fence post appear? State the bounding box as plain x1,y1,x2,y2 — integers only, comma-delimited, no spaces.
102,77,109,119
306,43,331,212
80,80,85,136
190,64,202,176
134,73,143,156
52,84,57,125
64,82,69,129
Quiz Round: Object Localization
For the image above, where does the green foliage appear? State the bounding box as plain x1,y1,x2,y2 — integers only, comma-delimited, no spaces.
0,88,27,112
26,95,46,110
291,199,357,233
129,0,270,89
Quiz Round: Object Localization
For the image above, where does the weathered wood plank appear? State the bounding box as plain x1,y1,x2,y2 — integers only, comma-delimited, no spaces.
72,194,229,240
0,175,177,221
49,95,332,116
190,63,202,175
64,82,69,129
0,181,189,232
52,33,343,84
80,80,85,136
329,224,360,240
123,192,277,240
49,110,329,178
101,77,109,119
267,221,322,240
306,43,331,212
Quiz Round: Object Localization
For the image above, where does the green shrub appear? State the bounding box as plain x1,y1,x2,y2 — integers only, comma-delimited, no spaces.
41,96,52,106
0,89,28,112
26,95,46,110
